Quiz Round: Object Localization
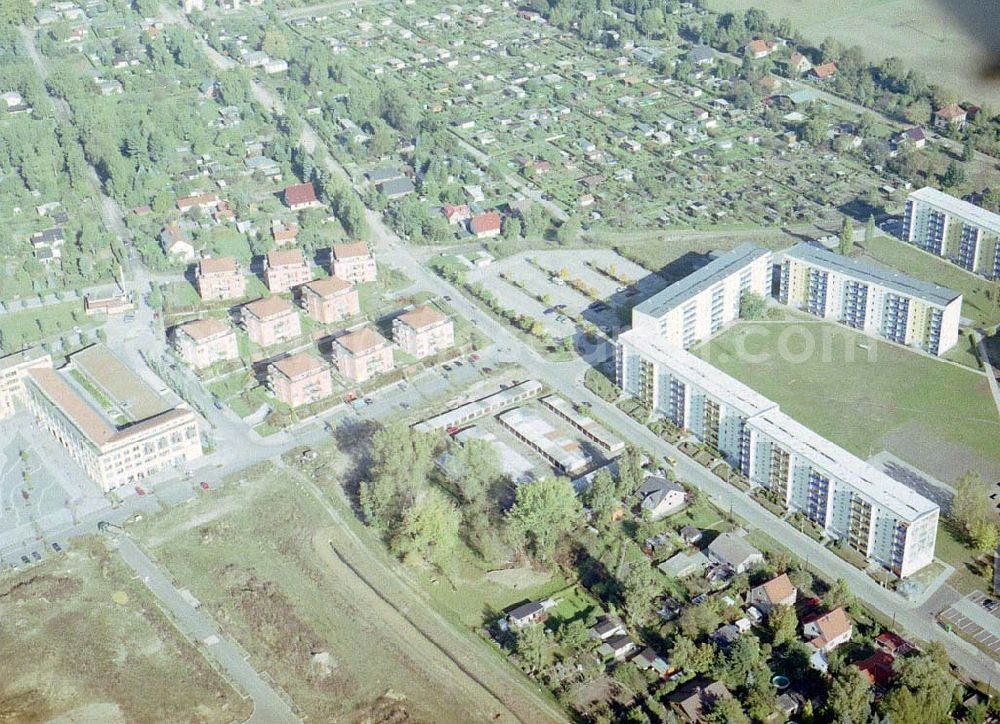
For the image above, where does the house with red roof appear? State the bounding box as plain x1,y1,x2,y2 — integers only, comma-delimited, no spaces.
283,182,322,211
934,103,967,130
442,203,472,225
810,62,838,81
469,211,502,239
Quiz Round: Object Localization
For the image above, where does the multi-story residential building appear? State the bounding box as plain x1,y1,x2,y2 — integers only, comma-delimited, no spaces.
173,318,239,370
195,256,246,301
779,242,962,355
631,243,773,348
241,296,301,347
333,326,394,383
902,186,1000,279
331,242,377,284
392,305,454,359
617,329,776,461
3,345,202,492
616,329,938,577
263,249,311,293
299,277,360,324
0,348,52,420
744,408,938,578
268,352,333,408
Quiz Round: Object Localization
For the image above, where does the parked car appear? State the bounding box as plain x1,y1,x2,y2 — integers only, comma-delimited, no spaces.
51,542,62,552
199,481,210,491
469,353,480,362
135,485,146,496
20,555,30,565
31,551,41,562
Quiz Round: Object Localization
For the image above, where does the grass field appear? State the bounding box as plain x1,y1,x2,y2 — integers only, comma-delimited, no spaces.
703,0,999,107
0,538,247,723
693,318,1000,483
133,459,562,723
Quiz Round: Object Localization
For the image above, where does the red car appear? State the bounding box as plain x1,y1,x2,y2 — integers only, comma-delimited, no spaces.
199,481,210,490
135,485,146,496
469,353,480,362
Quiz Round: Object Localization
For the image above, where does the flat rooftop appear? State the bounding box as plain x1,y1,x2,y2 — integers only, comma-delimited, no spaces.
69,344,170,422
633,242,770,320
620,329,777,418
498,407,591,474
783,242,961,308
749,408,938,521
413,379,543,432
909,186,1000,236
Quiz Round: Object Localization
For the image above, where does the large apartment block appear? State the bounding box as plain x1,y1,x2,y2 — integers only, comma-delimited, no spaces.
268,353,333,408
195,256,246,301
616,329,938,577
300,276,360,324
0,348,53,419
902,186,1000,279
333,326,394,383
331,243,377,284
779,242,961,355
242,296,301,347
631,243,772,348
393,305,455,359
3,345,202,492
173,318,239,370
743,409,938,578
263,249,311,293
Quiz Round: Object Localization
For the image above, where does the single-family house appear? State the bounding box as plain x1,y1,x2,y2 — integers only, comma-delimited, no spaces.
507,601,547,628
707,532,764,574
747,39,777,59
159,224,195,261
748,573,797,616
283,182,322,210
688,45,716,66
597,634,637,660
680,526,703,545
469,211,502,239
636,476,686,520
633,647,672,677
589,616,625,641
669,679,732,723
934,103,967,130
810,62,838,81
788,51,812,74
804,607,853,670
442,203,472,224
379,177,415,199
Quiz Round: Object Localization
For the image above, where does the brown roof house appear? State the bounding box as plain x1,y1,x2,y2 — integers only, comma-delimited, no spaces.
195,256,246,301
269,352,333,408
333,326,394,384
469,211,502,239
271,219,299,246
934,103,967,130
788,51,812,74
160,224,195,261
241,296,301,347
264,249,311,293
283,182,322,211
748,573,797,616
331,242,377,284
803,607,853,671
747,39,778,59
300,277,360,324
669,679,733,723
173,318,239,370
392,306,454,359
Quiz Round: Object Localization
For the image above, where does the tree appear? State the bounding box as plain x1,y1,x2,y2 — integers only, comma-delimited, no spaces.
739,291,767,320
940,161,966,189
620,554,659,627
359,423,437,530
262,30,289,60
582,467,618,525
678,601,723,639
616,445,644,498
865,214,877,244
390,489,460,566
556,217,580,245
671,635,698,671
969,517,999,553
558,619,590,651
706,697,749,724
823,578,854,610
839,216,854,255
515,623,546,672
880,651,955,724
963,138,976,162
827,664,873,724
768,604,798,645
506,477,580,561
442,438,503,509
1,0,32,24
951,470,989,530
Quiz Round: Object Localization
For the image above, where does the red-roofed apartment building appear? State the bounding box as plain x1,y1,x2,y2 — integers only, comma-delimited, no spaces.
173,319,239,370
195,256,246,301
283,182,322,211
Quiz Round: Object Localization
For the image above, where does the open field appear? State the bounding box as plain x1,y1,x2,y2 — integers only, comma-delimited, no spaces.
133,459,564,723
693,318,1000,482
0,538,247,723
703,0,1000,107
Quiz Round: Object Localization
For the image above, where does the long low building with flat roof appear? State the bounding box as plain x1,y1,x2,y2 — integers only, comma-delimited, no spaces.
3,345,202,492
902,186,1000,279
616,328,938,577
540,394,625,455
632,243,773,348
413,379,543,433
498,407,591,476
779,242,962,355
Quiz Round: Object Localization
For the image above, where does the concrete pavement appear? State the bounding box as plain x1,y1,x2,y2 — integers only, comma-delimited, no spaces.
114,536,299,723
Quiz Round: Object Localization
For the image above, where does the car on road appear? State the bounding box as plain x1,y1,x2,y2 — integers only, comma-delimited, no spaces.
469,353,480,362
364,397,373,405
135,485,146,496
20,555,30,565
543,308,555,315
453,360,463,367
482,367,493,374
199,481,210,491
443,295,452,301
443,364,452,372
21,489,29,501
51,542,62,552
399,402,410,409
556,315,568,322
665,455,678,466
31,551,41,562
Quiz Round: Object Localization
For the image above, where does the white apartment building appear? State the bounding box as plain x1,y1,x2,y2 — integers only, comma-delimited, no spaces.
779,242,962,355
902,186,1000,279
631,243,773,348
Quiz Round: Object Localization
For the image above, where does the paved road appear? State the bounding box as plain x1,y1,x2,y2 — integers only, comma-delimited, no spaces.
114,536,299,723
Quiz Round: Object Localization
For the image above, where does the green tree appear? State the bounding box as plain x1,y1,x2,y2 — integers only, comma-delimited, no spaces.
620,553,659,627
880,651,955,724
558,619,590,650
506,477,580,561
390,489,460,566
515,623,547,672
839,216,854,255
940,160,966,189
864,214,877,244
969,517,999,552
963,138,976,162
616,445,644,498
582,467,618,525
556,217,580,245
823,578,854,610
0,0,32,24
768,604,798,645
826,664,873,724
359,423,437,530
739,291,767,320
442,438,502,509
706,697,748,724
951,470,989,531
262,30,289,60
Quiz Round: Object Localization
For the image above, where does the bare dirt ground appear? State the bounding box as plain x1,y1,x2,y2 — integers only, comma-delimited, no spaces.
0,538,247,724
134,462,565,723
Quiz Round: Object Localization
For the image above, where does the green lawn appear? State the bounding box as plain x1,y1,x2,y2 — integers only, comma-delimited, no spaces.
860,235,1000,327
693,318,1000,482
0,301,86,349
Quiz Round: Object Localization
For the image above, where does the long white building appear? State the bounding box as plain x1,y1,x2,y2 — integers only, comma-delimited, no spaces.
902,186,1000,279
631,243,773,348
617,329,938,577
778,242,962,355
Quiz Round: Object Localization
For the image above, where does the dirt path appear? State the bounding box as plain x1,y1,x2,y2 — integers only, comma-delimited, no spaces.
279,462,566,724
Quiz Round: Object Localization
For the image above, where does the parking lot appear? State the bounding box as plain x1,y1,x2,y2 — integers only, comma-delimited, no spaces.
940,592,1000,660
